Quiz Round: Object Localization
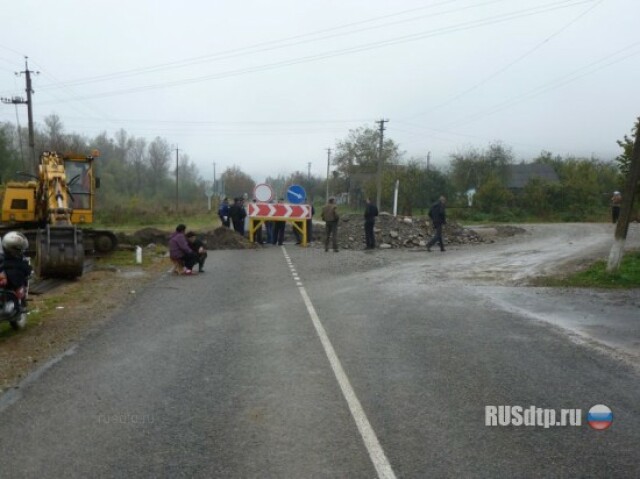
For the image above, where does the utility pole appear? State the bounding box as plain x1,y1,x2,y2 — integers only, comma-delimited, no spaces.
375,118,389,210
307,161,312,182
427,151,431,171
1,57,39,172
213,161,217,194
607,118,640,272
325,148,331,202
174,146,180,212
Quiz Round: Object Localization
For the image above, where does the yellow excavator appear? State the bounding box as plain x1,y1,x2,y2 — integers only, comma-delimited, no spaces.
0,150,117,278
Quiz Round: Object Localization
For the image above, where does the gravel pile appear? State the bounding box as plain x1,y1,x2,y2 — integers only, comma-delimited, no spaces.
316,212,485,251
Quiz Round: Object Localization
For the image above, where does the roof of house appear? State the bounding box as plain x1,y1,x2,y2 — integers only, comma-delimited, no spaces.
507,163,560,189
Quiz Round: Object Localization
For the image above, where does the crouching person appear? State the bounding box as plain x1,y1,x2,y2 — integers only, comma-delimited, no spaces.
169,224,198,275
186,231,208,273
0,231,32,290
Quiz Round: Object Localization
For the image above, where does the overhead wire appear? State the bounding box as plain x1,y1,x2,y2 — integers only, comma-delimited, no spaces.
402,0,606,120
441,40,640,130
38,0,594,105
34,0,494,89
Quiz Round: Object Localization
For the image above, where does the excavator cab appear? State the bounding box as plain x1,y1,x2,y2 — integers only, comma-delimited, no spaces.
64,155,95,223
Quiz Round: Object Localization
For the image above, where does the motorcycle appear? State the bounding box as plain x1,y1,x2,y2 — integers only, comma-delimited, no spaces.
0,274,28,330
0,231,32,331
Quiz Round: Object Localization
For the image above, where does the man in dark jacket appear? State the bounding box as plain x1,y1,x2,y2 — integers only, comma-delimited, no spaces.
321,197,340,252
363,197,378,249
426,196,447,252
186,231,208,273
229,198,246,236
218,197,230,227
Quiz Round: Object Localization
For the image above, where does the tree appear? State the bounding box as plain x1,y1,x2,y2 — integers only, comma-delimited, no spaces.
221,166,255,198
616,118,638,176
127,137,148,193
474,174,514,214
449,141,513,193
148,137,171,195
332,125,403,207
43,114,66,152
0,123,21,183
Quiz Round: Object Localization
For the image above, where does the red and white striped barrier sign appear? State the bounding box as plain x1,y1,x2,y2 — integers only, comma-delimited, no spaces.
248,203,312,219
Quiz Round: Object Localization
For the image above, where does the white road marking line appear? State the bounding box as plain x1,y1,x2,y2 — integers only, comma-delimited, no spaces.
282,248,396,479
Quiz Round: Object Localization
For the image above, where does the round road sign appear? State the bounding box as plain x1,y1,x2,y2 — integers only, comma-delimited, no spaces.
286,184,306,204
253,183,273,202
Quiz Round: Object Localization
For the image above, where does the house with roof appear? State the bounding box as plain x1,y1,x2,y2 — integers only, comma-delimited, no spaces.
506,163,560,191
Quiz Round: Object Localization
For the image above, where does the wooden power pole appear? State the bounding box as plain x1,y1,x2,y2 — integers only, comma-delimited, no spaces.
607,118,640,272
375,118,388,210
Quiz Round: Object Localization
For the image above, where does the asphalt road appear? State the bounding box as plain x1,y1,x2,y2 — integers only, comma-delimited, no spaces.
1,224,639,478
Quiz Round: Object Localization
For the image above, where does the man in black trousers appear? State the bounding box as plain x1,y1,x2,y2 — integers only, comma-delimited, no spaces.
426,196,447,252
364,197,378,249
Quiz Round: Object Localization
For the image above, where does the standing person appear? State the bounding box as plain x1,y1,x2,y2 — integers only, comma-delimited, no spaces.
321,197,340,252
229,197,246,236
426,196,447,252
363,197,379,249
218,197,230,228
186,231,208,273
293,198,315,245
611,191,622,223
273,198,286,246
307,203,315,244
169,224,198,275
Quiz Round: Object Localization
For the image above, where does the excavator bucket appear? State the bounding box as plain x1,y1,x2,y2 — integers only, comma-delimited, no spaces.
36,226,84,278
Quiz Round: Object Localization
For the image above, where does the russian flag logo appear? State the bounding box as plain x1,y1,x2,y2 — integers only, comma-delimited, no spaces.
587,404,613,430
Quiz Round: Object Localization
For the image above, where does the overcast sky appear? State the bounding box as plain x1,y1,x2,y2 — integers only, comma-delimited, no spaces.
1,0,638,183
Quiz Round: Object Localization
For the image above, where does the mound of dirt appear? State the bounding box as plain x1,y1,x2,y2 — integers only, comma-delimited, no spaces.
202,227,256,250
118,226,255,250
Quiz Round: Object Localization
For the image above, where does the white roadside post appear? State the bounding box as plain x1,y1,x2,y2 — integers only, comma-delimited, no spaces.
393,180,400,217
205,188,214,211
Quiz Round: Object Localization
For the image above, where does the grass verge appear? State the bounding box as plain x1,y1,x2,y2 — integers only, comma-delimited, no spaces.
535,250,640,288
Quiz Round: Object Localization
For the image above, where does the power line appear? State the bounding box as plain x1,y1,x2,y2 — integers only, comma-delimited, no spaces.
37,0,592,104
33,0,494,90
442,41,640,130
404,0,605,120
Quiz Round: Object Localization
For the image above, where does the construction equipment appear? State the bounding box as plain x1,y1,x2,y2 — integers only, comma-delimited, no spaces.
0,150,117,278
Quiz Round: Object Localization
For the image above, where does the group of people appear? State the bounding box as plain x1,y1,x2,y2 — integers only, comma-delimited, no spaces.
169,195,449,273
218,197,247,236
219,197,315,246
168,224,208,275
322,194,448,253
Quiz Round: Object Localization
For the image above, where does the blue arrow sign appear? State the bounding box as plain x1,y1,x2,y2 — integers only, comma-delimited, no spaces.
286,184,306,204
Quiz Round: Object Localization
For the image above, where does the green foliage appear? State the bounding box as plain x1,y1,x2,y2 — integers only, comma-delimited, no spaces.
449,141,513,193
538,251,640,288
358,160,451,213
615,118,638,176
473,174,514,214
0,124,21,184
332,125,403,177
221,165,255,198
